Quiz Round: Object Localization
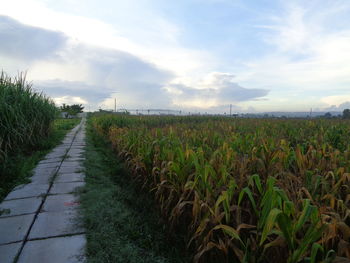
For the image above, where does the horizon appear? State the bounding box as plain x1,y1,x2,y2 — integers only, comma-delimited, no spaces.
1,0,350,113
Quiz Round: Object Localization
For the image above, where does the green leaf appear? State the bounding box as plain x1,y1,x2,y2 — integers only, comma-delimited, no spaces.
238,187,258,215
294,199,312,233
276,212,294,250
213,224,244,247
283,201,295,217
310,243,323,263
324,250,336,263
260,208,282,245
249,174,263,194
289,225,324,263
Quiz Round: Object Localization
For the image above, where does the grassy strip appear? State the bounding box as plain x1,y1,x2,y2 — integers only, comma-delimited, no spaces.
80,119,190,263
0,118,80,201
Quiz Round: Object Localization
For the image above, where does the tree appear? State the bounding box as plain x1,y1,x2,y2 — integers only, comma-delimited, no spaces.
60,104,84,117
343,109,350,119
323,112,332,119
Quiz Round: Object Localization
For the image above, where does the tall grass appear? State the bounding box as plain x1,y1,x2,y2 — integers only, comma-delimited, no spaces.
0,71,57,162
0,71,57,198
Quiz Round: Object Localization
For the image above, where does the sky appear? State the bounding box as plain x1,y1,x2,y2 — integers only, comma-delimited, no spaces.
1,0,350,113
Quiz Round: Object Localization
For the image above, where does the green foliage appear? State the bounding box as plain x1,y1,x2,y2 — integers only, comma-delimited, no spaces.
0,71,57,163
90,114,350,262
0,118,79,200
60,103,84,116
81,119,189,262
342,109,350,119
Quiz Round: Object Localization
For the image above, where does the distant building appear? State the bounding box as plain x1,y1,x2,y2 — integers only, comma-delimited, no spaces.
60,112,75,119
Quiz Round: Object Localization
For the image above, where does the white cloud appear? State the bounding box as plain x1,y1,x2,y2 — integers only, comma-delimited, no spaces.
167,72,268,109
54,96,87,105
0,0,215,77
260,5,312,54
238,1,350,112
321,95,350,107
1,0,350,112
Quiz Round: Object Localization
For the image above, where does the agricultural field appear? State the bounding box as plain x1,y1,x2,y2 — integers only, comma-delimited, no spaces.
91,114,350,263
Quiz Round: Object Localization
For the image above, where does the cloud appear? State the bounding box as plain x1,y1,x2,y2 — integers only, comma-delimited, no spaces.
321,95,350,111
323,102,350,112
54,96,88,106
35,79,112,103
0,15,175,109
0,0,215,77
0,8,277,112
31,43,175,109
321,95,350,106
0,15,67,60
167,72,269,108
235,1,350,112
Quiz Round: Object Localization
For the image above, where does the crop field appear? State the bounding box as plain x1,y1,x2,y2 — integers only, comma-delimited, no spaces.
91,114,350,262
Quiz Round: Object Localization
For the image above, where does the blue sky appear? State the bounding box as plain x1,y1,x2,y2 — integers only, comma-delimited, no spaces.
1,0,350,112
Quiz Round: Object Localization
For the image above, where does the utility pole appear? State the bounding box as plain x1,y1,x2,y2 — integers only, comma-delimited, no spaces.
114,98,117,113
230,104,232,116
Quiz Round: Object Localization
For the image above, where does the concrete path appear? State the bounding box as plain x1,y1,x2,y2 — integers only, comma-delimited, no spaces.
0,118,87,263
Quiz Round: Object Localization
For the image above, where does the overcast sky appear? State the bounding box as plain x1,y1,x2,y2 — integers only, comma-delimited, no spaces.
1,0,350,113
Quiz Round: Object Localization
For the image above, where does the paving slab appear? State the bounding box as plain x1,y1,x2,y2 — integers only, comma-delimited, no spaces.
0,214,35,244
18,235,86,263
60,161,83,167
30,174,52,185
61,138,74,143
67,149,85,155
33,166,58,175
70,142,84,146
30,168,57,184
49,147,68,154
4,184,49,201
54,145,71,150
64,157,84,163
0,242,22,263
60,164,84,172
45,152,66,160
51,147,69,153
29,210,84,239
50,182,85,195
65,155,84,160
70,143,85,146
42,194,80,212
55,173,85,183
34,162,60,169
0,197,42,218
39,158,63,164
69,146,85,149
60,142,73,146
58,166,83,174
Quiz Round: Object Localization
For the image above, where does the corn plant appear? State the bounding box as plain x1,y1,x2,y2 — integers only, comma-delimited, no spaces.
90,113,350,262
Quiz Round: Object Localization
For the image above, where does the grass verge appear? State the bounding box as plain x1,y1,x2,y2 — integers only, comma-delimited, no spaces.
80,119,190,263
0,118,80,201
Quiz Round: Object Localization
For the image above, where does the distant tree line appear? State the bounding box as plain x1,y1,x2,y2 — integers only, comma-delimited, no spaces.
320,109,350,119
343,109,350,119
60,104,84,118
